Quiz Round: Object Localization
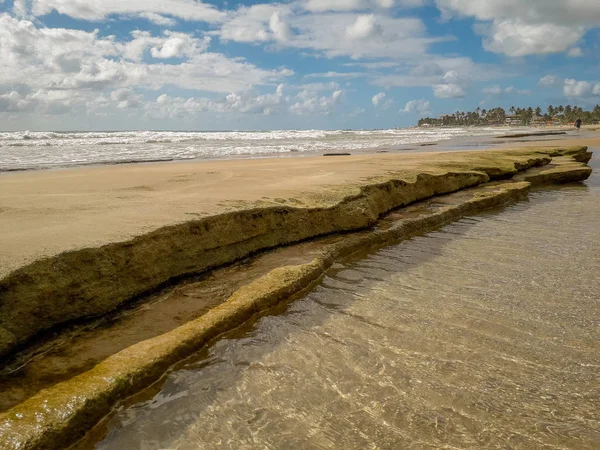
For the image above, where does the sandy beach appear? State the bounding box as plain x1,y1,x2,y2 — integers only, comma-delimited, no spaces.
1,152,463,277
1,134,598,279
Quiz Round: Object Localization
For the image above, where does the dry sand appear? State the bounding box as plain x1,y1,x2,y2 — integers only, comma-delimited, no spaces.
1,136,598,279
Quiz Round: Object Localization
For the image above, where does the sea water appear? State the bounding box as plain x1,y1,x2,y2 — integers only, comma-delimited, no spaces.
0,127,519,171
89,157,600,449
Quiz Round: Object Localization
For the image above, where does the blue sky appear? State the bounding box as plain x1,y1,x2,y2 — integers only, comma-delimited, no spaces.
0,0,599,131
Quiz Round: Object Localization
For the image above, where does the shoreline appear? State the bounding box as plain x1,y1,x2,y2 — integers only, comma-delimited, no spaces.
2,126,596,175
0,144,595,449
1,134,599,280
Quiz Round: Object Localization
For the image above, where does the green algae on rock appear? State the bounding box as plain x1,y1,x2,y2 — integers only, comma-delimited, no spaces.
0,170,485,360
0,146,594,450
0,147,591,361
514,156,593,185
0,181,531,450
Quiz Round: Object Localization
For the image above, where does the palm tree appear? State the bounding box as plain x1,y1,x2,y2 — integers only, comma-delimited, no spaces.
418,104,598,126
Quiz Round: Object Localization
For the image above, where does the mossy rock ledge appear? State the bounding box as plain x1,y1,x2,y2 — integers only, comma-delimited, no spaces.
0,147,593,450
0,147,592,361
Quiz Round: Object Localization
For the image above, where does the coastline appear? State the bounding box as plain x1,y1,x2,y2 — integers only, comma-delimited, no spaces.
2,126,595,174
0,142,595,449
2,134,599,280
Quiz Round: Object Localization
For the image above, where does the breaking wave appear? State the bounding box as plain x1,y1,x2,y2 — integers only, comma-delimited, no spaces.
0,127,518,171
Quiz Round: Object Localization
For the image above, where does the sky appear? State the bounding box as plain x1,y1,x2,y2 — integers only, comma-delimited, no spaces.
0,0,599,131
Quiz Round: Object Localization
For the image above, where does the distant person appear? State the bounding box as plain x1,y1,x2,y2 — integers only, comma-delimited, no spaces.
575,118,582,130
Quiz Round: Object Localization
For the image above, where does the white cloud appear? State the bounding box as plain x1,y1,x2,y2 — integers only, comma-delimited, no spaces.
409,62,446,77
0,14,291,92
217,4,294,43
304,0,365,12
146,85,344,119
475,20,584,57
538,75,562,87
120,31,211,61
372,57,503,89
432,70,468,98
504,85,531,95
433,84,466,98
564,79,593,97
372,92,386,106
0,14,120,87
141,54,293,93
138,12,177,27
270,11,293,42
292,12,441,59
305,71,365,79
373,92,395,110
435,0,600,26
303,0,425,12
594,84,600,96
147,88,287,118
20,0,225,22
395,0,428,6
0,91,35,113
216,8,443,60
402,99,431,116
346,14,382,40
290,89,343,115
0,89,78,115
110,88,143,109
149,32,208,59
344,61,400,69
12,0,28,16
436,0,597,56
0,12,294,122
567,47,584,58
372,92,393,109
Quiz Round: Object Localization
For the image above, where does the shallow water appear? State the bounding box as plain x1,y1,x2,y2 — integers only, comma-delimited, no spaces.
91,158,600,449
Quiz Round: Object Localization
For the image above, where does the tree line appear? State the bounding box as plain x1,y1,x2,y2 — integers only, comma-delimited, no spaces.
418,105,600,127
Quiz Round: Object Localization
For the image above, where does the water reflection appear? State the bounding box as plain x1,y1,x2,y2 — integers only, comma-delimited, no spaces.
93,158,600,449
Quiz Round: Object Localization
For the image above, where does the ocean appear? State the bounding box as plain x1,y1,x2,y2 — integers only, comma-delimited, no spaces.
0,127,520,172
